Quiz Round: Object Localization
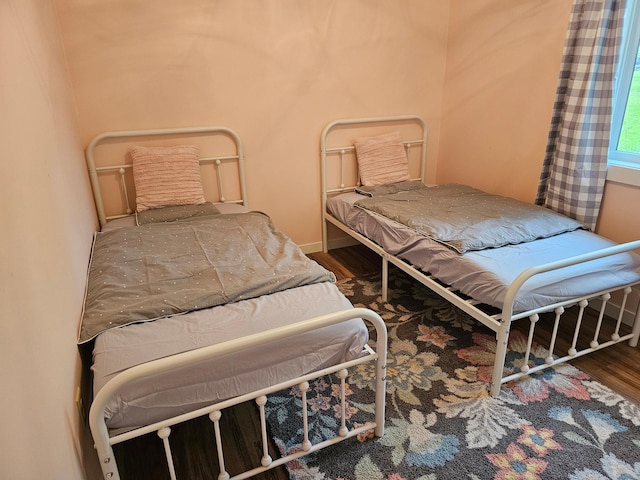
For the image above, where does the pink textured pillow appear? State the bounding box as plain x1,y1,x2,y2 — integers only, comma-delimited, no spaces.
354,131,411,186
131,145,205,212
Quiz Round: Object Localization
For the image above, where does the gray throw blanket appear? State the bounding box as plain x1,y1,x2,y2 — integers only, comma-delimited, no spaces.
79,212,335,343
355,183,584,253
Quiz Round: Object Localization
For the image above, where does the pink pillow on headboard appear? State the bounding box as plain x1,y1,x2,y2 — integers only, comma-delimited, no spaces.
131,145,206,212
354,131,411,186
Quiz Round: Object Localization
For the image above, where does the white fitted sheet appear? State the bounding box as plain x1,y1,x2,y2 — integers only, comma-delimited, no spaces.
92,281,367,430
328,192,640,313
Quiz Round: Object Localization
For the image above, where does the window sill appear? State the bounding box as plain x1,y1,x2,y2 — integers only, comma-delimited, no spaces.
606,162,640,187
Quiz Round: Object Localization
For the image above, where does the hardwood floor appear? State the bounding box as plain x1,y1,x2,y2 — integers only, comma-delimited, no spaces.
95,244,639,479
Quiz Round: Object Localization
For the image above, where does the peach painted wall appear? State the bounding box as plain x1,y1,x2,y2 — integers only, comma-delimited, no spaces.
0,1,96,478
599,182,640,243
440,0,573,201
55,0,450,250
441,0,640,244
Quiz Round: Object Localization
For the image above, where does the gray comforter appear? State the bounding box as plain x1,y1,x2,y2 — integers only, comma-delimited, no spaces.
79,211,335,343
355,182,584,253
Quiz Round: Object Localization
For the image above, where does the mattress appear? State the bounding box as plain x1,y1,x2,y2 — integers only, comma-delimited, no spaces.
327,192,640,313
93,280,367,430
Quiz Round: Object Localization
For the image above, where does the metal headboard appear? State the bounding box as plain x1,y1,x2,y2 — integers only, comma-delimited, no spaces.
86,126,247,228
320,114,427,249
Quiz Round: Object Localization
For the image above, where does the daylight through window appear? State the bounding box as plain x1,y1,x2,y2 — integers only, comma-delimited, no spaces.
609,1,640,165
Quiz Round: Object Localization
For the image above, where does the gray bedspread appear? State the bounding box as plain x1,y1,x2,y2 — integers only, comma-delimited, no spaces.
79,212,335,343
354,183,584,253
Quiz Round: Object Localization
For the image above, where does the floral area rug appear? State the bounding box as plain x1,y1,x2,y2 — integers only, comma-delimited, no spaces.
265,270,640,480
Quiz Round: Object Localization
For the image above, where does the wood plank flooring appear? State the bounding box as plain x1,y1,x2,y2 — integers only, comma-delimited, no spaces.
86,245,640,479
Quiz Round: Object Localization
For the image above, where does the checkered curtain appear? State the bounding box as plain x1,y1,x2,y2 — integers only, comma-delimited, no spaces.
535,0,624,231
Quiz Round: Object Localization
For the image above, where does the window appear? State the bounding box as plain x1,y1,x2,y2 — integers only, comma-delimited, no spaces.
609,1,640,168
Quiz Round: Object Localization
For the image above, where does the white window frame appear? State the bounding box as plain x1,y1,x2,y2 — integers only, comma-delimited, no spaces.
607,0,640,186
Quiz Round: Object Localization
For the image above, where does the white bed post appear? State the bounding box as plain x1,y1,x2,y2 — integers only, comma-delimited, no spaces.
373,314,388,437
89,389,121,480
491,322,511,397
93,439,120,480
320,125,330,253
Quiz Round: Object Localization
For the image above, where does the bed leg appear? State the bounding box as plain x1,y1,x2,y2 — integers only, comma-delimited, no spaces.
375,370,387,437
491,323,510,397
630,300,640,347
322,219,328,253
91,412,120,480
373,313,388,437
381,257,388,302
95,445,120,480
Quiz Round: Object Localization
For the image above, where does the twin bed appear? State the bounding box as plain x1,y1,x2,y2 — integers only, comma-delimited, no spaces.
81,116,640,480
80,126,388,480
321,115,640,397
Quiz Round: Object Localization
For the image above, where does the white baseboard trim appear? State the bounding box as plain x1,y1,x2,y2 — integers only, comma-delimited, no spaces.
299,242,322,255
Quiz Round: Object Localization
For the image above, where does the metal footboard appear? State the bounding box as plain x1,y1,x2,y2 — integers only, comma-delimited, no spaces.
492,239,640,396
90,308,388,480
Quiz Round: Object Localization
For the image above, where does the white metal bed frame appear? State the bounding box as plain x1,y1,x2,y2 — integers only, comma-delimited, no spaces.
84,126,389,480
320,114,640,398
